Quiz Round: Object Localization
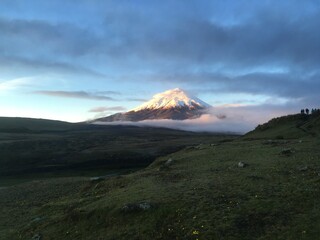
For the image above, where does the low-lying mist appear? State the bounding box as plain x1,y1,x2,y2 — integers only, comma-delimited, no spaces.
94,105,292,134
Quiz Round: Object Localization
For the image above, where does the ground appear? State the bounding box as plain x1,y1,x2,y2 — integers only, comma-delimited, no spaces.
1,114,320,239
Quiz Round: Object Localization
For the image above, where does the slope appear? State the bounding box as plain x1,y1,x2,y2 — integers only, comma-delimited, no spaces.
1,114,320,239
0,117,231,178
0,117,75,132
93,88,211,122
244,113,320,139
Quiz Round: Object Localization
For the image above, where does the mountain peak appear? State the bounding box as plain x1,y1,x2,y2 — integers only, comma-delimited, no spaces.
92,88,211,122
132,88,211,112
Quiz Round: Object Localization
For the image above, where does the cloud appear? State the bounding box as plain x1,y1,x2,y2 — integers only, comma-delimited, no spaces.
143,70,320,101
33,90,116,100
126,98,148,102
89,106,126,112
2,1,320,123
97,91,121,95
0,77,34,92
0,18,99,58
92,102,299,134
93,114,253,134
0,56,106,80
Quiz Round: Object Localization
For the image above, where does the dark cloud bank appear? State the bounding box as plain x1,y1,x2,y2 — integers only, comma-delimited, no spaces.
1,0,320,130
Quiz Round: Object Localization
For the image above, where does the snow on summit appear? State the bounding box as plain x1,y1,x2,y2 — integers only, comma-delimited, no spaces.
92,88,211,122
132,88,211,111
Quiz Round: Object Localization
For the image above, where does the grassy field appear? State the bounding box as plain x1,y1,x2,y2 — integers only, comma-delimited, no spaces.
1,115,320,239
0,117,232,182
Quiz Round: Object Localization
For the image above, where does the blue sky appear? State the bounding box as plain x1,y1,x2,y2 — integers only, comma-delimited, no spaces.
1,0,320,122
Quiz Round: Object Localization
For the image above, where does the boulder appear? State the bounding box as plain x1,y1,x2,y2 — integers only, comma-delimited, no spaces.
164,158,173,166
159,158,174,170
90,176,107,182
297,166,308,172
238,161,248,168
32,233,41,240
280,148,294,156
121,202,153,213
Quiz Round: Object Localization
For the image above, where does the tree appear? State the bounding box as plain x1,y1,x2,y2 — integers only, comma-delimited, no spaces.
306,108,309,115
301,109,305,114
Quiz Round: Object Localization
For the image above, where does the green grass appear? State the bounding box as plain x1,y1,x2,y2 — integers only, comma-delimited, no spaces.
2,137,320,239
1,114,320,239
245,113,320,139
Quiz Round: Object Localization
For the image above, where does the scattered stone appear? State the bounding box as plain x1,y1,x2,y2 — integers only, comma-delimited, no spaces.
195,144,205,150
297,166,308,172
267,140,276,144
159,158,174,170
31,217,44,223
90,173,119,182
138,202,152,210
164,158,173,166
121,202,153,212
280,148,294,156
238,161,248,168
32,233,42,240
90,176,107,182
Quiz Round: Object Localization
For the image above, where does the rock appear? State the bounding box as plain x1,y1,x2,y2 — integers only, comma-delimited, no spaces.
297,166,308,171
195,144,205,150
90,176,107,182
159,158,174,170
164,158,173,166
31,217,44,223
90,173,119,182
138,202,152,210
121,202,153,212
238,161,247,168
32,233,42,240
280,148,294,156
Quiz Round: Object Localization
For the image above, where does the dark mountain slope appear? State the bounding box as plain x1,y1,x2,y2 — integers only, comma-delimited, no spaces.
0,117,74,132
0,117,231,177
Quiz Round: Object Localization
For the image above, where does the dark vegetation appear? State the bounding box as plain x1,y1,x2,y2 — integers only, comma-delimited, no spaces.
1,114,320,239
0,117,232,180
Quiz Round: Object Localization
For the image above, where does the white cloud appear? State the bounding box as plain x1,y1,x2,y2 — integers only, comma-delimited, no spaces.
93,104,296,134
0,77,34,92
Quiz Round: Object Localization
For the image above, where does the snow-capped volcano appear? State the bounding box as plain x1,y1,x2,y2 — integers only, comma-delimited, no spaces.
132,88,210,111
92,88,211,122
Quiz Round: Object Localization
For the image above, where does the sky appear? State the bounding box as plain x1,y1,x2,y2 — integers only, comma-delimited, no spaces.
1,0,320,129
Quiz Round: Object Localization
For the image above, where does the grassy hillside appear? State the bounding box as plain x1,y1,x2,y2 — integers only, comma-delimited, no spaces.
0,117,232,180
0,117,75,132
1,115,320,239
245,113,320,139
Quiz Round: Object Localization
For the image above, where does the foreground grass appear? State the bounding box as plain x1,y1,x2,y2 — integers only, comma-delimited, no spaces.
1,135,320,239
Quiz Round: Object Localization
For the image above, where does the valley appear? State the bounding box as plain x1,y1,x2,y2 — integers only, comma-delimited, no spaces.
0,117,231,186
1,113,320,239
